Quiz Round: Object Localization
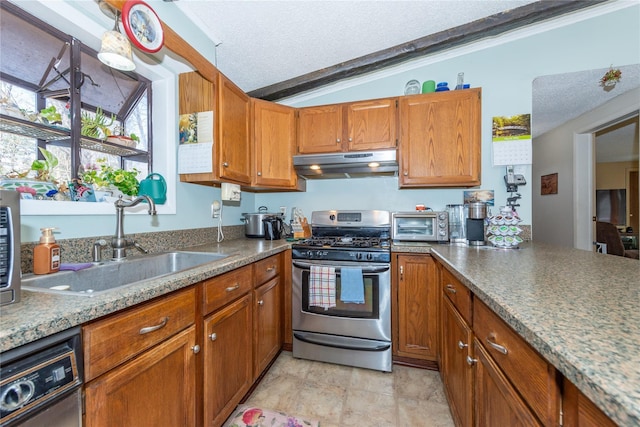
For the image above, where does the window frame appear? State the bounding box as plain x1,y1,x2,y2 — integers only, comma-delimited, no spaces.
0,1,177,215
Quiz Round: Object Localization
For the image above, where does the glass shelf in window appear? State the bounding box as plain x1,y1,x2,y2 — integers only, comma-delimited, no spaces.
0,113,69,141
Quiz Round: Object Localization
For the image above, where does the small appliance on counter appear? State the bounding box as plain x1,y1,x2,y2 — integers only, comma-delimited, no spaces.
466,201,487,246
241,206,284,238
446,204,466,244
391,211,449,243
0,190,21,305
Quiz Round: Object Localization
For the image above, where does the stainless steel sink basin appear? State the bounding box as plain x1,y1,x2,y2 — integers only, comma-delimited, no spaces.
22,251,228,297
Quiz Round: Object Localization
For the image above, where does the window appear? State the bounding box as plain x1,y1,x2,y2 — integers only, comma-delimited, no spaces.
0,2,151,198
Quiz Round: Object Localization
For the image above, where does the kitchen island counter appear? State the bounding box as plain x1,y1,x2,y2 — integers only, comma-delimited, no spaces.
431,242,640,426
0,238,290,353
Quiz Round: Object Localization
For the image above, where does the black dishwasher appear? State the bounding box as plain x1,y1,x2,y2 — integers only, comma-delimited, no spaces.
0,327,83,427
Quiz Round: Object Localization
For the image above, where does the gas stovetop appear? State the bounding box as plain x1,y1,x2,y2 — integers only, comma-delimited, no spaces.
292,210,391,262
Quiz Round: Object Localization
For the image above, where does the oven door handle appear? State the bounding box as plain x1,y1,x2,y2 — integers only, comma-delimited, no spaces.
292,260,389,274
293,332,391,352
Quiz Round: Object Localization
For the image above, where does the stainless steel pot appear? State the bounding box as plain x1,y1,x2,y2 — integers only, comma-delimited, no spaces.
241,206,281,238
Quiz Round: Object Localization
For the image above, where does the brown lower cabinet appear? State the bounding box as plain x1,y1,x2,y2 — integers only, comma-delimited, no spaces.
439,262,616,427
84,252,287,427
393,253,439,362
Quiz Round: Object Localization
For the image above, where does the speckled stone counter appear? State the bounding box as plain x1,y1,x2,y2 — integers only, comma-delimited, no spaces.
430,242,640,427
1,238,290,353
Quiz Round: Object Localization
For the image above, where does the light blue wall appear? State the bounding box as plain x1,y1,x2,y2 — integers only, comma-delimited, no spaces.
14,1,640,242
257,3,640,224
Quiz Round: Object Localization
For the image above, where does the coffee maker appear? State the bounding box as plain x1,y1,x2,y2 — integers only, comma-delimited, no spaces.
466,202,487,246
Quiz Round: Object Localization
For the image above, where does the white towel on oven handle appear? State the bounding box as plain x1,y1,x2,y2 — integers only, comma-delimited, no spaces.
309,265,336,310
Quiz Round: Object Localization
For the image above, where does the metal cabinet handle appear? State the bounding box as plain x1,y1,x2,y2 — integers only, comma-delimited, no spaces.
225,284,240,292
458,340,468,350
222,162,229,167
466,355,477,366
257,171,262,176
257,300,264,306
266,265,275,272
336,138,341,143
445,284,457,294
399,265,404,280
192,345,200,354
209,333,217,341
403,171,408,176
486,334,508,355
139,317,169,335
348,137,353,142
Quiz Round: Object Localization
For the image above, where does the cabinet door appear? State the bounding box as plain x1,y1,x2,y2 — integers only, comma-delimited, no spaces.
252,99,298,188
254,277,282,377
473,339,542,427
398,89,481,188
563,378,617,427
179,71,218,183
85,327,197,427
297,104,343,154
441,296,473,427
346,98,397,151
203,294,253,427
395,254,438,360
219,74,251,184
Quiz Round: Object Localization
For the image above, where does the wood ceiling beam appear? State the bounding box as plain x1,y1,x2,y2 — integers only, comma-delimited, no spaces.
247,0,608,101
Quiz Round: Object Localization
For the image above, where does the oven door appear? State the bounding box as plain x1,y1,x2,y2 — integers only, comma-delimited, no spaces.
292,259,391,342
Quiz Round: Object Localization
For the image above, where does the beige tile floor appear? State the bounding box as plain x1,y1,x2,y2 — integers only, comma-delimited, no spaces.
240,351,455,427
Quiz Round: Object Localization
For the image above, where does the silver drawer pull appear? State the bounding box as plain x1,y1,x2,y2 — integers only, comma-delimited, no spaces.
139,317,169,335
458,340,468,350
192,345,200,354
445,284,457,294
266,265,275,272
486,334,508,355
209,333,217,341
257,300,264,306
466,355,477,366
225,284,240,292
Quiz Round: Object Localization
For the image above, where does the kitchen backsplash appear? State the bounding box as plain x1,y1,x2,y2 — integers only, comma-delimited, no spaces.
20,226,245,274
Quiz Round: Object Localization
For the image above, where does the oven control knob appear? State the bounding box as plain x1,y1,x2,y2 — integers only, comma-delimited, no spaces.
438,212,447,220
366,253,373,261
329,214,336,221
439,222,446,228
1,380,35,411
355,253,363,260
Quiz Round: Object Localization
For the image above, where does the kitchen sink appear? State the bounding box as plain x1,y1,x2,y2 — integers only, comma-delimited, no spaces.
22,251,228,297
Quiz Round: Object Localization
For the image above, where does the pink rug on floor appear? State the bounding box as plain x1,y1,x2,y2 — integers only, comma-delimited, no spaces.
222,404,320,427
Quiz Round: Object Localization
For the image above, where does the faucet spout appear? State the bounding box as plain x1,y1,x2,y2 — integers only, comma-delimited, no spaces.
111,195,157,260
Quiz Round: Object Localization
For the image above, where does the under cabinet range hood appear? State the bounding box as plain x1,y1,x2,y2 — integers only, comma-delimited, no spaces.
293,149,398,179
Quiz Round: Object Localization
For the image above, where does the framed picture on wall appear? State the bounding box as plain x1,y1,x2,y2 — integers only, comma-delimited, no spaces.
541,173,558,195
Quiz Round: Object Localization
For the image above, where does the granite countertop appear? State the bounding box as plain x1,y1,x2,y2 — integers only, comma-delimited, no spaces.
430,242,640,427
0,238,290,353
2,238,638,424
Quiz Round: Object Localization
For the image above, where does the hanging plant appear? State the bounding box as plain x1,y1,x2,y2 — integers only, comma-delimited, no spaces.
600,67,622,88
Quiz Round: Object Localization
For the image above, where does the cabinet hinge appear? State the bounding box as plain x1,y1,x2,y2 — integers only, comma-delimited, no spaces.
559,407,563,427
395,99,398,108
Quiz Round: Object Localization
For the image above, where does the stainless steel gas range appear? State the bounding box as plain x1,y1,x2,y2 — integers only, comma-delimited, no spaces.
291,210,392,372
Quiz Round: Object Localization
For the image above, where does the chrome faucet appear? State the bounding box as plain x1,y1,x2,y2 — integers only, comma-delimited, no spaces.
111,195,156,260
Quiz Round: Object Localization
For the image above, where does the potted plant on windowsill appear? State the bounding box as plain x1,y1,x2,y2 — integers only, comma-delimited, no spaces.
79,158,140,198
81,107,115,140
0,147,60,199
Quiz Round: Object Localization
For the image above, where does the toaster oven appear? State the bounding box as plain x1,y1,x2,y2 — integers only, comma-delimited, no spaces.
391,211,449,243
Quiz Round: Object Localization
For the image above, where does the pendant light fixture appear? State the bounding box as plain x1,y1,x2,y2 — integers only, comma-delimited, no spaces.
98,9,136,71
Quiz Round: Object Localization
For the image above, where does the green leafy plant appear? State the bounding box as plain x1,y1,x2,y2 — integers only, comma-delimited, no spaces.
39,106,62,125
30,147,59,182
81,107,115,139
80,158,139,196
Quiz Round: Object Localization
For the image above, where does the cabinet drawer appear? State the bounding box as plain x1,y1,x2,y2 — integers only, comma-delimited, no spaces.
203,264,252,315
253,254,280,286
441,268,472,325
473,298,559,426
83,287,195,381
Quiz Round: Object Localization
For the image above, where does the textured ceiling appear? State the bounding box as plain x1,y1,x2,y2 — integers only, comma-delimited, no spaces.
174,0,537,92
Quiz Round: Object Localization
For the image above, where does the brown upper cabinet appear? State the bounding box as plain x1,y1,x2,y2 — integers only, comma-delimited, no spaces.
178,71,251,186
297,98,398,154
398,88,481,188
251,99,304,191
